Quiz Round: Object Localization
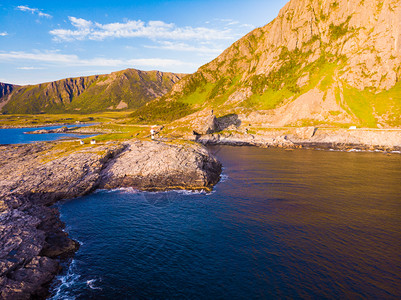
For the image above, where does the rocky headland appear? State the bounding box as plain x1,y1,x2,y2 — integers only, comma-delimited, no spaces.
0,139,221,299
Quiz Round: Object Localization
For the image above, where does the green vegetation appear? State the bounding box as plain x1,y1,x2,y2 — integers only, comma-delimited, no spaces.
329,16,352,40
180,83,215,105
129,75,243,124
89,132,137,142
343,87,377,127
129,98,196,124
343,82,401,127
248,47,310,94
245,88,294,110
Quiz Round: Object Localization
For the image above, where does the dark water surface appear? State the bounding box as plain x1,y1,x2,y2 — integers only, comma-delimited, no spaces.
0,125,93,144
52,146,401,299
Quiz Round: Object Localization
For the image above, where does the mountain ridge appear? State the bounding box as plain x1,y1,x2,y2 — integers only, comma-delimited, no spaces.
0,69,185,114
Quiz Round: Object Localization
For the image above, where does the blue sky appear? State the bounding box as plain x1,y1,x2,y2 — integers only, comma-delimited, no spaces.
0,0,288,85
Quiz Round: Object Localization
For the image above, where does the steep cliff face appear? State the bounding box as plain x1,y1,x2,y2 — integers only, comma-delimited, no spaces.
133,0,401,128
1,69,184,114
0,83,15,98
0,83,17,111
194,0,401,91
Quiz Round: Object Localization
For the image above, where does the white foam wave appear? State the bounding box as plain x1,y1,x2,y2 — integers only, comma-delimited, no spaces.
87,279,102,290
97,187,216,197
220,174,229,182
95,187,141,194
175,189,216,196
49,260,80,300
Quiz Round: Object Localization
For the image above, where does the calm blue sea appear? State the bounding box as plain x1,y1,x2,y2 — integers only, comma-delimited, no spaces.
49,146,401,299
0,124,93,144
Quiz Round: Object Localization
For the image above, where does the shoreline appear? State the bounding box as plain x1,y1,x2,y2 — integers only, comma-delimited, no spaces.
192,127,401,153
199,138,401,153
0,139,221,299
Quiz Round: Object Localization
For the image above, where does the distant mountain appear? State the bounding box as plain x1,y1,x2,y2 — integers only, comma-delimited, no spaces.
0,69,184,114
132,0,401,128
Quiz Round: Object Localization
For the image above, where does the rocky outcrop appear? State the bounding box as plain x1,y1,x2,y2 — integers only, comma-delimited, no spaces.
0,195,75,299
178,109,218,135
100,140,221,190
25,126,73,134
0,69,185,114
0,139,221,299
195,128,401,151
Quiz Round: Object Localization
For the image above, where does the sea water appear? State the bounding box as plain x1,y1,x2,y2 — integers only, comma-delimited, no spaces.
50,146,401,299
0,124,93,145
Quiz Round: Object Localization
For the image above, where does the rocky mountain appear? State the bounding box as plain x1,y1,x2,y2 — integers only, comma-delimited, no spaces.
0,83,17,111
132,0,401,128
0,69,184,114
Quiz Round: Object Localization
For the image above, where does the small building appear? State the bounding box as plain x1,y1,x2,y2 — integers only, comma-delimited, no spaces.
90,139,96,144
79,140,84,145
349,126,357,130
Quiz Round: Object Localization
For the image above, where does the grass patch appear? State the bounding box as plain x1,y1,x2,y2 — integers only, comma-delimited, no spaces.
89,133,135,142
343,87,377,127
245,88,294,109
180,83,215,105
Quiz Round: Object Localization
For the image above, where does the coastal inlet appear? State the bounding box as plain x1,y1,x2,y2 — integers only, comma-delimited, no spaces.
0,139,221,299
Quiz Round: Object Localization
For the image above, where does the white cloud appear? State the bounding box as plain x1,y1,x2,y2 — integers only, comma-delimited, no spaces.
17,66,44,70
241,24,255,29
17,5,52,18
0,50,196,69
145,41,223,54
70,16,92,29
50,17,234,42
0,32,8,36
0,51,76,63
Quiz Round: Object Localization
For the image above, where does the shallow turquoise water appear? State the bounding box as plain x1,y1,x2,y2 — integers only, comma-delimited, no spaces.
52,146,401,299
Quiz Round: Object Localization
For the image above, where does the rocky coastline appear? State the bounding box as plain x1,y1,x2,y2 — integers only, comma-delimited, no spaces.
0,139,221,299
193,127,401,153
